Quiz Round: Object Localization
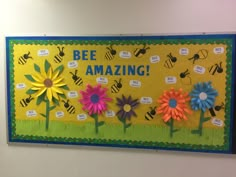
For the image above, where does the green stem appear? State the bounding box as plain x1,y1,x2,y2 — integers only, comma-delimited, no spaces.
45,99,50,131
94,114,98,134
123,118,126,133
198,110,204,136
170,118,174,138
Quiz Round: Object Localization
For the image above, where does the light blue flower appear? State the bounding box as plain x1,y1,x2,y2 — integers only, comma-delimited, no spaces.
189,82,218,112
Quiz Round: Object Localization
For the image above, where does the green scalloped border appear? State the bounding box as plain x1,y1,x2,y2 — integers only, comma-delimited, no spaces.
8,37,233,152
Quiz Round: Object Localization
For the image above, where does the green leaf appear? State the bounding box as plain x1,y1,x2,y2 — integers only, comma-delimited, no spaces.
165,121,171,126
34,63,41,73
58,93,66,99
40,113,46,118
191,129,200,134
24,75,36,82
54,65,64,75
118,117,125,123
203,117,211,122
50,105,56,111
125,123,132,129
172,129,179,133
91,114,98,119
26,89,38,95
36,92,46,105
60,85,70,90
52,97,59,106
98,121,105,127
44,60,51,73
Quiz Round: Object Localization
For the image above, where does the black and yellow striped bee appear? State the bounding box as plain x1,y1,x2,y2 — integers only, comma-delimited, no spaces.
18,52,33,65
208,62,223,75
62,100,75,114
54,47,65,63
105,45,117,60
134,44,150,58
188,49,208,64
69,69,83,86
164,53,177,68
20,95,34,107
145,106,157,120
111,79,122,93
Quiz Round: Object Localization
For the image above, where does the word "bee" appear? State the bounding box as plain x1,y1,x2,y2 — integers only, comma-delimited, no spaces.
54,47,65,63
208,62,223,75
70,70,83,86
62,100,75,114
18,52,33,65
134,44,150,58
145,106,157,121
111,79,122,93
164,53,177,69
20,95,34,107
105,45,116,60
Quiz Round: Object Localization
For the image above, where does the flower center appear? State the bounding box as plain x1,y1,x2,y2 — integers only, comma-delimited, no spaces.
169,99,177,108
199,92,207,100
90,94,100,103
44,79,53,88
123,104,131,112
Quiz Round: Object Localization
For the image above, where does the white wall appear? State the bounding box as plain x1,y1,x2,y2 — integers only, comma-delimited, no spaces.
0,0,236,177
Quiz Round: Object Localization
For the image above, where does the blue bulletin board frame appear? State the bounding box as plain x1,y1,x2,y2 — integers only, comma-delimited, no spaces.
6,34,236,154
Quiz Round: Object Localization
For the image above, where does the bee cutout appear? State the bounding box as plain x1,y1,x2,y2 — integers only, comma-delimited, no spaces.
62,100,75,114
54,47,65,63
70,70,83,86
111,79,122,93
164,53,177,68
188,49,208,64
215,102,225,111
145,106,157,121
20,95,34,107
105,45,117,60
179,69,191,85
134,44,150,58
18,52,33,65
209,103,225,117
208,62,223,75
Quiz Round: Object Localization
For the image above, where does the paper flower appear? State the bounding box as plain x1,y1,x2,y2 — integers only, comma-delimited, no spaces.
116,95,139,120
116,95,139,133
25,60,69,130
157,88,192,122
189,81,218,111
157,88,191,137
79,84,112,134
189,81,218,136
28,63,67,102
79,84,112,115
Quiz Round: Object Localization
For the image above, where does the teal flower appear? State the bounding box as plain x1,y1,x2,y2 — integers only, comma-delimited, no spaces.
189,82,218,112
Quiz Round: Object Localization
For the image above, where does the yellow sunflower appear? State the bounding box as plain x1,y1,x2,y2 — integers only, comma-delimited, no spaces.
31,67,66,102
25,60,68,103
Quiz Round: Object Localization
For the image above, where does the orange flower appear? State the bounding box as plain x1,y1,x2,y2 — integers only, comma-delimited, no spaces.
157,88,192,122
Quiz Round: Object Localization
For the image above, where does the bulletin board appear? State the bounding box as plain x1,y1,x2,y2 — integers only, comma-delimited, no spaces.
6,35,236,153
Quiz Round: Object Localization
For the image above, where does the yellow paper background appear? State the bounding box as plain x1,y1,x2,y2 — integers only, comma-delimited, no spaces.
13,43,227,129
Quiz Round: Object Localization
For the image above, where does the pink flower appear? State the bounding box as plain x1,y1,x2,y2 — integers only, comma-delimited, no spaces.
79,84,112,115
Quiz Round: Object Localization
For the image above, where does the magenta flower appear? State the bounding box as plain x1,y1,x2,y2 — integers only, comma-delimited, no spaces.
79,84,112,115
79,84,112,134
